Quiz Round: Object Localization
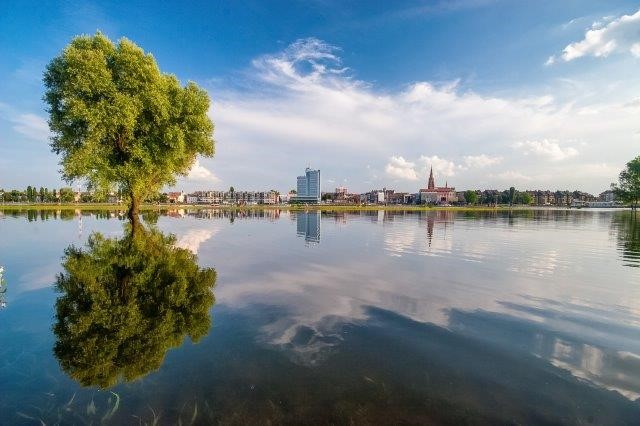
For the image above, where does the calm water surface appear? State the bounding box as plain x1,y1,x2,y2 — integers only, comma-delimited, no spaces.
1,208,639,425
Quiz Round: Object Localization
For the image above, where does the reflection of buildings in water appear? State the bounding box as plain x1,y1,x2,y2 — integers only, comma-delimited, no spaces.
176,208,282,222
296,211,321,243
425,210,454,248
383,211,455,257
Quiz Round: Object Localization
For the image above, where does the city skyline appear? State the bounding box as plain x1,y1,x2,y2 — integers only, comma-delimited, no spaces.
2,1,640,194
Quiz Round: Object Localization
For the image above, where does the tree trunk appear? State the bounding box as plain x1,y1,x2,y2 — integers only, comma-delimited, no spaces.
128,194,141,231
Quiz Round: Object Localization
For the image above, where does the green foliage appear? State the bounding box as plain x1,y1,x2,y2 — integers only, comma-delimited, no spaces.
59,187,75,203
463,190,478,205
44,32,214,212
612,156,640,209
53,224,216,388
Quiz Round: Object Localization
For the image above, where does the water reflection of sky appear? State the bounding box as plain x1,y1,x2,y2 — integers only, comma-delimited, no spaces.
1,208,639,423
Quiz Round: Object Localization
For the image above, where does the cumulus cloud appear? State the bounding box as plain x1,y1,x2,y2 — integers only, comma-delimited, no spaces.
187,159,220,182
418,155,459,177
514,140,579,161
463,154,503,168
207,37,637,193
385,156,418,180
493,171,533,182
558,9,640,61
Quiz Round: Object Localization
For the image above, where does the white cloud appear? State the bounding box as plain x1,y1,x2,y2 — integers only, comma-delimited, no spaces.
418,155,459,177
187,159,220,182
514,140,579,161
493,171,533,182
205,38,639,193
0,104,50,141
12,113,50,141
463,154,503,168
385,156,418,180
559,9,640,61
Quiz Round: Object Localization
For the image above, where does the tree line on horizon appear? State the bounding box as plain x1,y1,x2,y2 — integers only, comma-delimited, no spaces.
0,186,75,203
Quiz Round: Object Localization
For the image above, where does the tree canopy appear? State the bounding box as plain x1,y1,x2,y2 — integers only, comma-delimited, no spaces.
463,190,477,205
612,156,640,210
44,32,214,219
53,224,216,388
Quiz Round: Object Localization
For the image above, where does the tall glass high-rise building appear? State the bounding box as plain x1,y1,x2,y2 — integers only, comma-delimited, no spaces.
294,167,320,203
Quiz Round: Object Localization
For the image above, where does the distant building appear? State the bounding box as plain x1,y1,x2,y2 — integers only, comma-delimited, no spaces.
599,190,615,202
335,186,348,196
387,191,410,204
167,191,185,203
184,190,279,205
293,167,321,203
418,167,457,204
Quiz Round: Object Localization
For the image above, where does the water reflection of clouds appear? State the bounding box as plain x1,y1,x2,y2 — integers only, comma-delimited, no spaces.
211,210,640,400
490,297,640,400
176,228,218,254
3,208,640,404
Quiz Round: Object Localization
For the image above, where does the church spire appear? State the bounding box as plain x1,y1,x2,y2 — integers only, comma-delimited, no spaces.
428,166,435,190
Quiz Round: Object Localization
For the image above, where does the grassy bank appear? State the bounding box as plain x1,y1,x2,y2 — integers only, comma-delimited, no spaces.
0,203,568,212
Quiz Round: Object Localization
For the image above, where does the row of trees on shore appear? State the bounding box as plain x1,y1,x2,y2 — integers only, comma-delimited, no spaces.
463,188,533,206
0,186,76,203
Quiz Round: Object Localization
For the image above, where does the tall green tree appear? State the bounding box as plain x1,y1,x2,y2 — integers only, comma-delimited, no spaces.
463,190,478,205
44,32,214,221
612,156,640,210
509,187,516,207
59,187,75,203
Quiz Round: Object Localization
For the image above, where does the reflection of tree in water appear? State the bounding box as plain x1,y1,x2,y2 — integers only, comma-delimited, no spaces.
612,212,640,267
53,223,216,388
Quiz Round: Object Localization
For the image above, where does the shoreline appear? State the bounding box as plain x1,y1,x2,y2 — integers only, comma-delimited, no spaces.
0,203,629,212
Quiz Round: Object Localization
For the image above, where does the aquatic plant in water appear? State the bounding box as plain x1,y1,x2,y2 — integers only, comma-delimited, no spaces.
0,266,6,309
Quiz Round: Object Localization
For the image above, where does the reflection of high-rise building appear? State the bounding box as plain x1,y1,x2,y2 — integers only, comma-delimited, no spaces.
294,168,321,203
296,211,321,243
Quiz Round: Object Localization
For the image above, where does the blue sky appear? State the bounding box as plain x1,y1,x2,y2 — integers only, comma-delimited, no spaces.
1,0,640,194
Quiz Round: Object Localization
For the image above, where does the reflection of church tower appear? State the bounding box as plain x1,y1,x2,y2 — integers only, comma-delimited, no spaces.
427,214,434,247
428,166,435,190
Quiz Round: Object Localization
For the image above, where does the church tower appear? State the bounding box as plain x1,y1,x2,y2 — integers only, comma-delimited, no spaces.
427,166,435,190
